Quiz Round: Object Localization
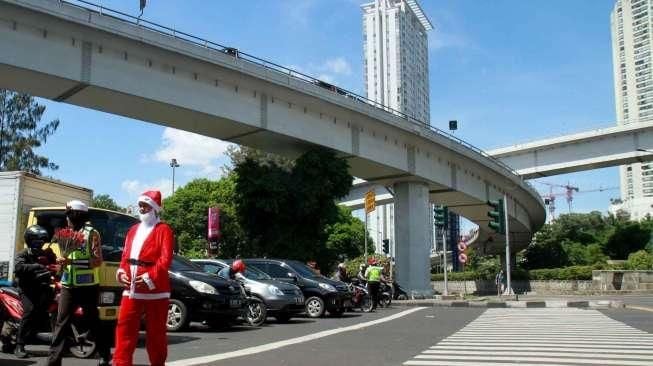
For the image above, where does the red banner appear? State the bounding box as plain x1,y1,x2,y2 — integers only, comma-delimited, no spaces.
207,206,221,241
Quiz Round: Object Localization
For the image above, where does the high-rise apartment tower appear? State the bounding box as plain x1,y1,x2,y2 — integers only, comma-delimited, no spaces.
362,0,433,124
611,0,653,219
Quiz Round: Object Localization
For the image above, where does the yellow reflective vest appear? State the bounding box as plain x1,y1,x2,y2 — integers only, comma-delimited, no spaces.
56,225,101,287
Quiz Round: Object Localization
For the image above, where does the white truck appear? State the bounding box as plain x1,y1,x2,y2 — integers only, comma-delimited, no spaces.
0,171,92,283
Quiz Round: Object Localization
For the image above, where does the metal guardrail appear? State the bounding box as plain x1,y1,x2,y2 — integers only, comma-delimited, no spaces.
56,0,540,200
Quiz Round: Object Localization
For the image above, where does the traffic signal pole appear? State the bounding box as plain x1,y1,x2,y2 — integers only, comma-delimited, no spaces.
442,229,448,296
364,212,368,261
503,193,511,296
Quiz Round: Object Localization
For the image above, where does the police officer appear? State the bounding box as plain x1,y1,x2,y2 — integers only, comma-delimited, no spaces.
13,225,57,358
364,259,384,311
46,200,111,366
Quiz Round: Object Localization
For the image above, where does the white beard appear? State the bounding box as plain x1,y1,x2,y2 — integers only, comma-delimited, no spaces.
139,211,160,227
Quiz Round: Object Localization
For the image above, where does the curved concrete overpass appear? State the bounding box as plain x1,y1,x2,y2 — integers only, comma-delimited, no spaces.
0,0,545,294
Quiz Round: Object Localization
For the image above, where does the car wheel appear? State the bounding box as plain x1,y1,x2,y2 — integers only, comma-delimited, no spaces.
305,296,325,318
275,312,292,323
167,299,189,332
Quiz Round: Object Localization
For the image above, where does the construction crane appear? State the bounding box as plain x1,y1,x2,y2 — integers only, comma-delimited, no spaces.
536,182,618,220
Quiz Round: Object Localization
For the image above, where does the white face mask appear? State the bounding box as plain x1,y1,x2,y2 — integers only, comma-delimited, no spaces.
139,210,159,226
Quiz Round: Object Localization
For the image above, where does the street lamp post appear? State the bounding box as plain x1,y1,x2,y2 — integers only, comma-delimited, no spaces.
170,158,180,194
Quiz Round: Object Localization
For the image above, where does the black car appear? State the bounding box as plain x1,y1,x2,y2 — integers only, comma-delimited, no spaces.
244,259,352,318
167,255,244,331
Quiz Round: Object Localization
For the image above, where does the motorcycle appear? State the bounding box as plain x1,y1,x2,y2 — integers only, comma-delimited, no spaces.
391,281,409,300
239,281,267,327
347,279,373,312
0,280,97,358
378,281,393,308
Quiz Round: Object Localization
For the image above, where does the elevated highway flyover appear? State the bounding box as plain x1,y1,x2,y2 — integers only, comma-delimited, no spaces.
0,0,545,295
343,121,653,255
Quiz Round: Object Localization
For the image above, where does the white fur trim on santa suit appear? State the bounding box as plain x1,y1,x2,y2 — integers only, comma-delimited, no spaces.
124,220,160,297
121,290,170,300
138,195,161,212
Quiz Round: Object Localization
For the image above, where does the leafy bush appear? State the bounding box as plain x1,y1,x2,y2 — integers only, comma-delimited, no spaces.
431,265,595,281
625,250,653,270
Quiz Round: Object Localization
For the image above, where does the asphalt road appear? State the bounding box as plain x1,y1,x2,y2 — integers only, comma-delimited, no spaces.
1,305,651,366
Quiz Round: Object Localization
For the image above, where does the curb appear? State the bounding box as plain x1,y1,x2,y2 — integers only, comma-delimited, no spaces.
394,299,626,309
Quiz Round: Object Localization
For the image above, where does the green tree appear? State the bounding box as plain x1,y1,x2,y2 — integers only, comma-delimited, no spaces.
603,221,651,259
161,176,246,258
233,147,353,270
524,224,569,269
625,250,653,270
0,90,59,174
325,206,369,263
91,194,123,212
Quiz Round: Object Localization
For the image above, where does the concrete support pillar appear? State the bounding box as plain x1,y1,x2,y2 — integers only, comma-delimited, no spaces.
393,181,432,298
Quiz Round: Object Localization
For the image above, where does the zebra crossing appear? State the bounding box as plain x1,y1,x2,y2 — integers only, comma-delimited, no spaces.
404,308,653,366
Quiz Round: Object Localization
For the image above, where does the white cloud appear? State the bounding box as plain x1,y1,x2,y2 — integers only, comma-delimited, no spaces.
121,128,235,206
324,57,352,76
120,178,173,207
153,128,233,168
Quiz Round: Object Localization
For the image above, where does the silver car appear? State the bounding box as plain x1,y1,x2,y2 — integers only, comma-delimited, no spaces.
192,259,305,322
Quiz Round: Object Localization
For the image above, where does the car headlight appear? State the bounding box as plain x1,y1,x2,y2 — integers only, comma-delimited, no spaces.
189,280,217,294
319,283,336,292
100,291,115,305
268,285,284,296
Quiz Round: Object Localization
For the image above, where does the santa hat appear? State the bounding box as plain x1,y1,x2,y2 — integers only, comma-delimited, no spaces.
138,190,162,212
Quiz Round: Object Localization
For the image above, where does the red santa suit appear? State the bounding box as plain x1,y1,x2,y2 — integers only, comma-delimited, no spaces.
113,191,173,366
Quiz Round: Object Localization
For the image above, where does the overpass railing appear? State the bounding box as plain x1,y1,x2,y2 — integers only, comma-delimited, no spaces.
57,0,540,200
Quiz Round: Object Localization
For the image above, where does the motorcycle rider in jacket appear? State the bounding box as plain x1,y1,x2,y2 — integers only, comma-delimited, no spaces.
13,225,58,359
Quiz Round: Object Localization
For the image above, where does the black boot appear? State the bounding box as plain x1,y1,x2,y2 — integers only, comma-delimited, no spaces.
14,344,28,358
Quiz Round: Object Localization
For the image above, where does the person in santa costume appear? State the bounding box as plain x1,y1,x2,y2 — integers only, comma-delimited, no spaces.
113,190,174,366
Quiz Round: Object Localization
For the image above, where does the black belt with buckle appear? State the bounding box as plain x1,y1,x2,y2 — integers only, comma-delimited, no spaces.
128,259,154,267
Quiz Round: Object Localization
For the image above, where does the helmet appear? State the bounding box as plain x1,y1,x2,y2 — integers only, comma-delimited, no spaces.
232,259,246,274
359,263,367,271
24,225,49,250
338,263,346,269
368,258,378,265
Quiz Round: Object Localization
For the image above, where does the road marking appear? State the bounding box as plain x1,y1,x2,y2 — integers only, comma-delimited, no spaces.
167,307,425,366
404,308,653,366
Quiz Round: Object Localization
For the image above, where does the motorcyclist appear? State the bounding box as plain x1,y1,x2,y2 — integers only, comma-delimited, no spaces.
13,225,58,358
332,263,350,283
356,263,367,284
218,259,247,280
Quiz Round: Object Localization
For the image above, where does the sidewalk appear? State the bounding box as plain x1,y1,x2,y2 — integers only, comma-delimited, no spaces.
394,293,653,311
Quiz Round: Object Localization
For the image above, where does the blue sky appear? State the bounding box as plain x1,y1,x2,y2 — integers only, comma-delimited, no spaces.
35,0,619,217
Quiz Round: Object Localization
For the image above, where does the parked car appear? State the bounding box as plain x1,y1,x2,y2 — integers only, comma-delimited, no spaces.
243,259,352,318
192,259,305,322
167,255,244,331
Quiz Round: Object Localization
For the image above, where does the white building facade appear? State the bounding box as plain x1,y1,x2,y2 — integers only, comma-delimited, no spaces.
611,0,653,220
362,0,432,125
360,1,434,257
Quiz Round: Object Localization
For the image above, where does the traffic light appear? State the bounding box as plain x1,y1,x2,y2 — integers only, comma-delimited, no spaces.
434,205,449,229
487,199,506,234
382,239,389,254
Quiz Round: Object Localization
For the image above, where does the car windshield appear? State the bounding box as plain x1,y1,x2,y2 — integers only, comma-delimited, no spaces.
243,266,272,280
171,255,201,272
286,260,320,278
34,208,139,262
